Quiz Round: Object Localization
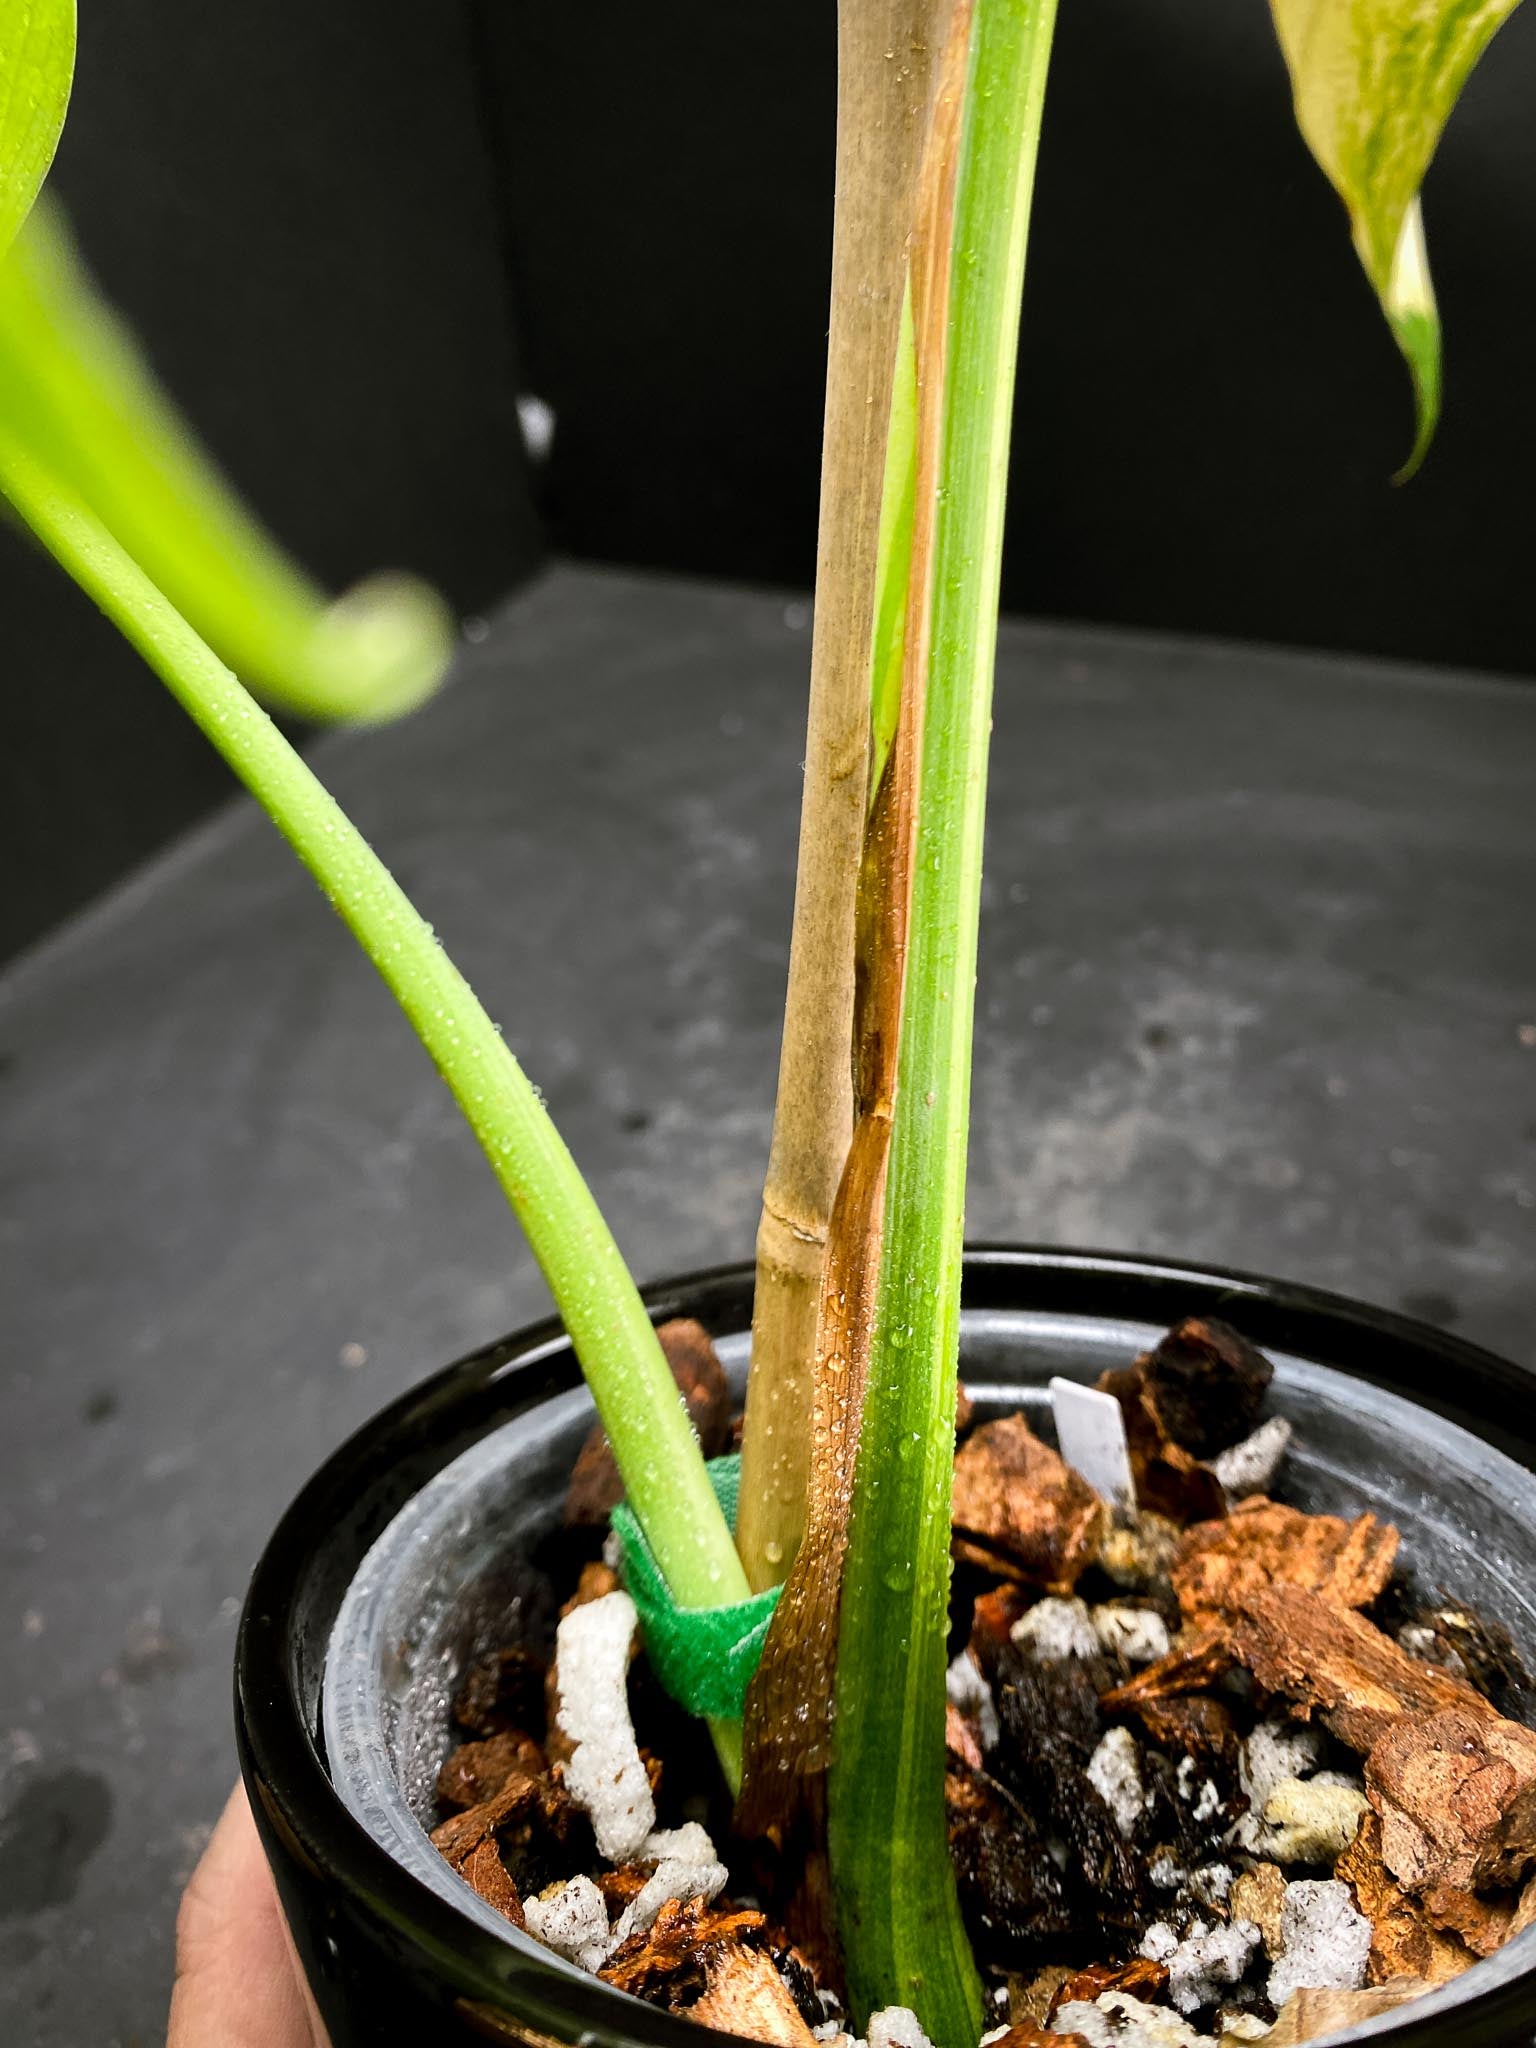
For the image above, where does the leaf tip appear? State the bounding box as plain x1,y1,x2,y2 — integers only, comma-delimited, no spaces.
307,573,458,723
1383,203,1440,485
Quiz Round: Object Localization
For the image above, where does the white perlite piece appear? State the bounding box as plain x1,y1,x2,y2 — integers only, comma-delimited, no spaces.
524,1875,612,1972
1239,1717,1327,1812
1210,1416,1293,1498
1268,1879,1372,2008
1187,1862,1236,1907
868,2007,934,2048
1088,1726,1147,1839
1091,1603,1172,1665
1052,1990,1204,2046
609,1823,728,1948
555,1589,655,1861
946,1649,1000,1751
1010,1596,1099,1663
1140,1918,1262,2014
979,2029,1013,2047
1174,1755,1223,1828
1259,1777,1368,1865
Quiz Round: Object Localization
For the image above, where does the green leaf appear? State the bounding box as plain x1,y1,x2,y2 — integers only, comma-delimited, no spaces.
0,199,453,721
0,0,73,261
1268,0,1523,477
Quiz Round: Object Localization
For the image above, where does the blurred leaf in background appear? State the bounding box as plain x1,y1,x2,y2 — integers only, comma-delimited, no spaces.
1269,0,1525,477
0,199,455,722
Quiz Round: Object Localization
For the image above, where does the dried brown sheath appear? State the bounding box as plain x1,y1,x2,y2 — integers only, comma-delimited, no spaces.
737,1,973,1913
738,0,946,1589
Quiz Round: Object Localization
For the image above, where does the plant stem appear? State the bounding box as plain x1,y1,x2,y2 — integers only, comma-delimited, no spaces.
0,199,453,723
737,0,944,1593
827,0,1058,2036
0,423,748,1631
739,30,947,1864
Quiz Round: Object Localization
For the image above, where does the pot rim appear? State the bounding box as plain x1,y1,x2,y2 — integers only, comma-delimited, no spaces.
236,1244,1536,2048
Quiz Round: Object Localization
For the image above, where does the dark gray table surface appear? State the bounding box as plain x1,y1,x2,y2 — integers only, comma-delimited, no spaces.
2,563,1534,2046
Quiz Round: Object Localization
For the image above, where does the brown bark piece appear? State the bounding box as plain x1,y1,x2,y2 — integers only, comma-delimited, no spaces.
688,1945,820,2047
436,1729,547,1813
1126,1691,1241,1767
955,1383,976,1436
1140,1317,1274,1458
1229,1862,1288,1958
452,1643,547,1739
1096,1365,1226,1525
1229,1585,1490,1752
1512,1869,1536,1941
599,1895,770,2000
1264,1982,1433,2046
969,1582,1036,1668
461,1838,526,1928
1366,1705,1536,1892
1050,1957,1170,2014
1098,1632,1233,1717
1009,1965,1077,2028
951,1415,1107,1591
1172,1499,1399,1631
1336,1812,1476,1985
566,1318,731,1525
1419,1881,1517,1958
429,1770,542,1871
561,1559,622,1614
594,1863,653,1912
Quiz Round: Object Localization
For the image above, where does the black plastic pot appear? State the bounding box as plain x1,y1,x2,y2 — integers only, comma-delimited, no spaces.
236,1248,1536,2048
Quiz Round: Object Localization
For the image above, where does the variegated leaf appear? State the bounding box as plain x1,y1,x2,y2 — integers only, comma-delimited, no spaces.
1269,0,1523,475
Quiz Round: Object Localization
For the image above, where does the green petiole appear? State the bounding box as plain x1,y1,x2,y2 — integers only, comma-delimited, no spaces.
827,0,1060,2037
0,419,749,1656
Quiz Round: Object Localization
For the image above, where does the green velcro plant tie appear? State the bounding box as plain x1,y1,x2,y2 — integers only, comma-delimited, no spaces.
611,1453,782,1722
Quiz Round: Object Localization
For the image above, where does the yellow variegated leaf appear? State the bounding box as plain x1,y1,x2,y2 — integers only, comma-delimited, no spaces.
0,0,75,261
1268,0,1523,476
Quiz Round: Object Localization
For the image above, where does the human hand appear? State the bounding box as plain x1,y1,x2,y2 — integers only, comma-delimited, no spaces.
168,1783,329,2047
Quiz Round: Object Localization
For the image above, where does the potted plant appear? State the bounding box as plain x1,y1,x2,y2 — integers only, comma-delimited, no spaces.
3,2,1534,2045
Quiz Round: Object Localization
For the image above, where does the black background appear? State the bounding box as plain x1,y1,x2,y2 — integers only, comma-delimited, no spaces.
4,0,1534,959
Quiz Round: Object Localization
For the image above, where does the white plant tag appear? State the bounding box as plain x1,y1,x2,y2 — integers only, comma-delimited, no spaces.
1050,1377,1136,1511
